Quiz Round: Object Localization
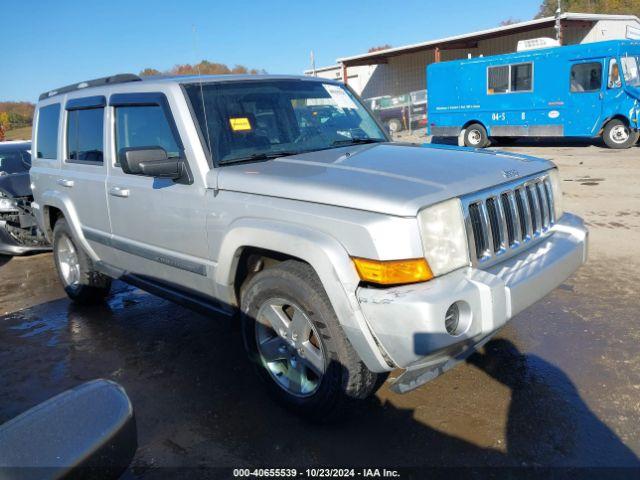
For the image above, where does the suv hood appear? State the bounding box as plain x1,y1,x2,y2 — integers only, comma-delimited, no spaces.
216,143,553,217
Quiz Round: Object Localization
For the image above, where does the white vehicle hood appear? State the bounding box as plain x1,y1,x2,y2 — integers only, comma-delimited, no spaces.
216,143,553,217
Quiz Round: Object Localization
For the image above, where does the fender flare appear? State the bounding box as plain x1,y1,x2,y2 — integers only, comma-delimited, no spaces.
215,218,393,372
40,191,99,261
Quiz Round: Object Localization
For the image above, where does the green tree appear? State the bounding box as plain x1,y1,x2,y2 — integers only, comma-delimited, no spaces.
536,0,640,18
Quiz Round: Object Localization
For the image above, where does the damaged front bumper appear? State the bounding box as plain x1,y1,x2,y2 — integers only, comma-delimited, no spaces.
0,201,51,256
356,213,588,394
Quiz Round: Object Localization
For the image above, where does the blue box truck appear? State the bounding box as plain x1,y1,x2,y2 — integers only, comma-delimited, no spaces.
427,40,640,149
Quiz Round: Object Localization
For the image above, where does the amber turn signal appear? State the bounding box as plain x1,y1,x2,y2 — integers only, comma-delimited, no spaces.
352,257,434,285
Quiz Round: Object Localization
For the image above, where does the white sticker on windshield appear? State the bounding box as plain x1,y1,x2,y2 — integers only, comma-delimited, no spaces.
323,84,358,110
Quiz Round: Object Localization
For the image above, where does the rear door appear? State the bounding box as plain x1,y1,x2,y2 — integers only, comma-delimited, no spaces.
105,92,212,295
565,60,604,136
59,96,115,264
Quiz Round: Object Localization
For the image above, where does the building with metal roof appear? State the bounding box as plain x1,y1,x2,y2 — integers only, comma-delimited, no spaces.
306,13,640,100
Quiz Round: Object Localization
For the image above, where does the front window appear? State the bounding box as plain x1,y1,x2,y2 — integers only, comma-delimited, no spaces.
570,62,602,93
184,80,387,165
608,59,622,89
114,105,181,163
621,56,640,87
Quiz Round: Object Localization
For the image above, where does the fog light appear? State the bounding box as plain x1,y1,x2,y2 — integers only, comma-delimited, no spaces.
445,303,460,335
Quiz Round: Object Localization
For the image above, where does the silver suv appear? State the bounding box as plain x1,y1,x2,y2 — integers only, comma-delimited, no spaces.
30,74,588,420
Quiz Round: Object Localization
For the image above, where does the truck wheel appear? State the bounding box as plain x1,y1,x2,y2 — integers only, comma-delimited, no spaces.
464,123,489,148
386,118,403,134
240,260,385,422
602,119,639,149
52,218,111,304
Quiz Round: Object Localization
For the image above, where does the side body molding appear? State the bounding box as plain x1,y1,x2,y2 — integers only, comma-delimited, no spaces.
214,218,393,372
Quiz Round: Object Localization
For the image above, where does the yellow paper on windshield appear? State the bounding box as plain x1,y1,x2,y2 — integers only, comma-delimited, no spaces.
229,117,252,131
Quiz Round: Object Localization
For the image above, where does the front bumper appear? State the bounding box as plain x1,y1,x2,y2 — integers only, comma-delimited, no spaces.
0,224,51,256
356,213,588,393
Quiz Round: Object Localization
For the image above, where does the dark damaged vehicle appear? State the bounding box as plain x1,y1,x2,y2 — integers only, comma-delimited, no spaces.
0,141,50,255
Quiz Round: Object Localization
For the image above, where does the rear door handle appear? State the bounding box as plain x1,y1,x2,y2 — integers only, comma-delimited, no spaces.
57,179,74,188
109,186,130,198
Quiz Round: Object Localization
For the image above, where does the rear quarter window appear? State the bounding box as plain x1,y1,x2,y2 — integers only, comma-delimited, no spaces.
36,104,61,159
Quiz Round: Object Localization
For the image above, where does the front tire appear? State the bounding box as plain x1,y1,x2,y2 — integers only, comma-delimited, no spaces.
240,260,385,422
52,218,111,304
602,119,639,149
386,118,403,134
463,123,490,148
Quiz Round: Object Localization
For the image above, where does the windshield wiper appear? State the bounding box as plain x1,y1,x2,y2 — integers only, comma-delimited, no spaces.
221,151,299,165
331,138,386,147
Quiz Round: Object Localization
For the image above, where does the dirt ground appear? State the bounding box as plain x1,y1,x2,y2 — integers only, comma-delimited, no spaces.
1,137,639,476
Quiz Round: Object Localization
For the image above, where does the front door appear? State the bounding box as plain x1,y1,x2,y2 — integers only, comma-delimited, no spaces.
105,93,213,295
566,60,604,136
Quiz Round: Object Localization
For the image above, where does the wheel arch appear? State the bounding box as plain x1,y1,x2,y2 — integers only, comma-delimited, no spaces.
40,192,99,261
599,114,631,134
215,218,393,372
462,119,486,131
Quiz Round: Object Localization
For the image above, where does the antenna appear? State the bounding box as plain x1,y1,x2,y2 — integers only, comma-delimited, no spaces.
310,50,316,76
192,24,213,155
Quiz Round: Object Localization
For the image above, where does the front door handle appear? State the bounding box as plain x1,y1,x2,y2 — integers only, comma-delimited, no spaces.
109,186,130,198
57,179,74,188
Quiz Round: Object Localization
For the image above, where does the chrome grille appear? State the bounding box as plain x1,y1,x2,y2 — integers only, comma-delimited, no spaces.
463,173,556,267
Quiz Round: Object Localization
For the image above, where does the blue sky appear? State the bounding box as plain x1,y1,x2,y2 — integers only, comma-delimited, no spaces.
3,0,540,102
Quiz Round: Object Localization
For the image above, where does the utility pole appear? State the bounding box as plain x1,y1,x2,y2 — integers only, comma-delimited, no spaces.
555,0,563,45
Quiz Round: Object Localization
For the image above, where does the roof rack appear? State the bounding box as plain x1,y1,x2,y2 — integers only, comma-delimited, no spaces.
38,73,142,101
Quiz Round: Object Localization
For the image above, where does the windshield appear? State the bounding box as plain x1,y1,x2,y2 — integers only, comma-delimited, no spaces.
0,148,31,174
184,80,387,164
621,56,640,87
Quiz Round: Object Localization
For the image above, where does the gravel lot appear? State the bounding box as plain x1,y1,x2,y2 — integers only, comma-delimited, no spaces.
1,136,639,475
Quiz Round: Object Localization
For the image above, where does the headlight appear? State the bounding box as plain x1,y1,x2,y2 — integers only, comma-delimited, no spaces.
418,198,470,277
548,168,564,221
0,191,17,211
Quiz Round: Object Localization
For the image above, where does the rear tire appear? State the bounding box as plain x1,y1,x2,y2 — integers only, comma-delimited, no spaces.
463,123,490,148
52,218,111,304
602,119,639,149
240,260,385,422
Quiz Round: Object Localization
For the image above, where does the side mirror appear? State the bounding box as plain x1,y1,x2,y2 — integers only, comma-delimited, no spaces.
120,147,180,179
0,379,137,478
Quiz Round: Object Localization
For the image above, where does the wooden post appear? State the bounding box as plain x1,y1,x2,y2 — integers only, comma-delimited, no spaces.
435,46,441,63
341,63,348,85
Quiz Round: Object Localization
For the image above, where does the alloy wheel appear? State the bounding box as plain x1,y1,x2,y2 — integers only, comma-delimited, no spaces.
255,298,326,397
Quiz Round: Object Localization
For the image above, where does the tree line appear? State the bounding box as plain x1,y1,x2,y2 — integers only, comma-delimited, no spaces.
139,60,266,77
0,102,35,140
535,0,639,18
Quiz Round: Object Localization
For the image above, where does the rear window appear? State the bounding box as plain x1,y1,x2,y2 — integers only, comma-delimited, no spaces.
488,66,509,94
570,62,602,92
511,63,533,92
488,63,533,94
66,108,104,163
36,104,61,159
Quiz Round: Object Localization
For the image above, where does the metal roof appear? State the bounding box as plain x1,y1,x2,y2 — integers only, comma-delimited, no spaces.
337,13,640,65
